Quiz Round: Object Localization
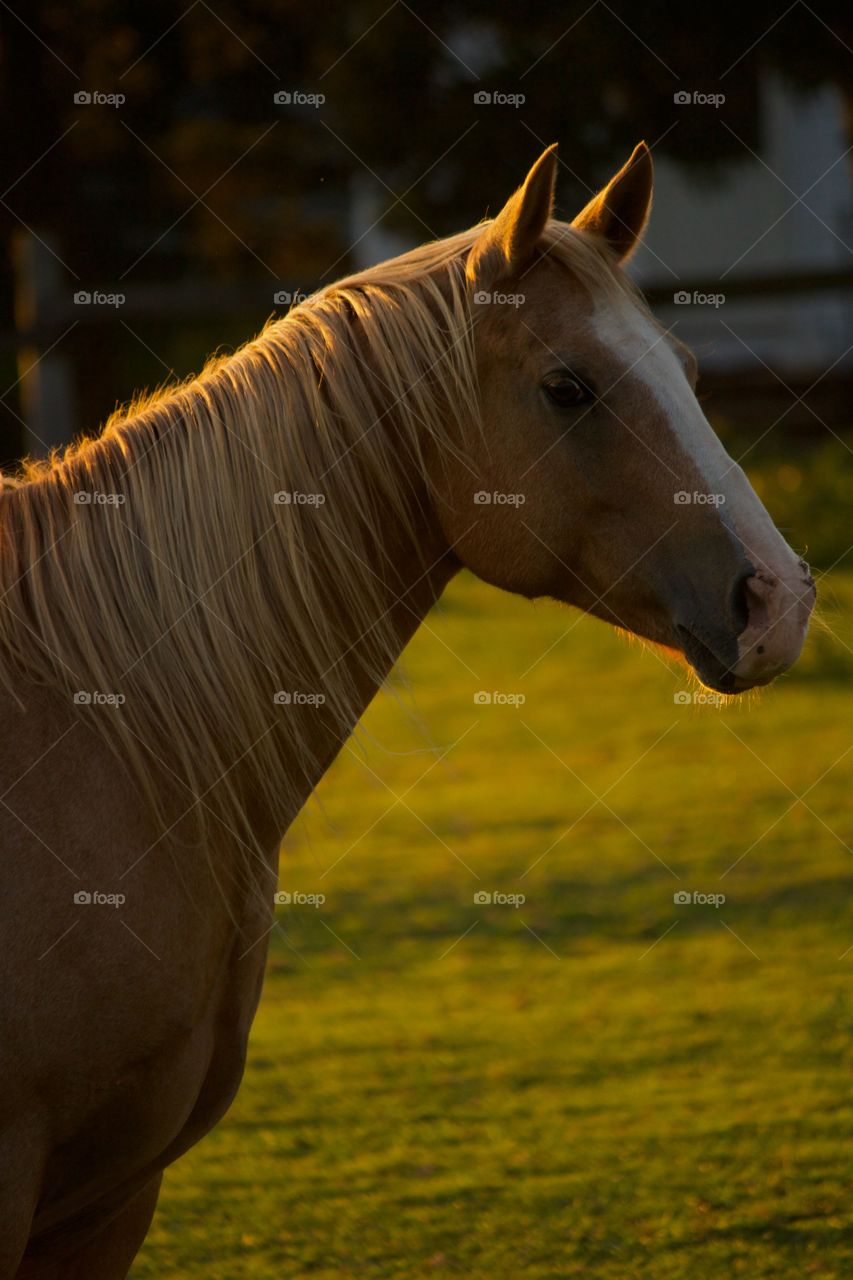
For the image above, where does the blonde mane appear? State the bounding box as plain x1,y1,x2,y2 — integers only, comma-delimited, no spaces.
0,219,631,874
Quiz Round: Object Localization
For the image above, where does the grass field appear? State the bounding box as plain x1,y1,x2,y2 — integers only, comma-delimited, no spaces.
132,566,853,1280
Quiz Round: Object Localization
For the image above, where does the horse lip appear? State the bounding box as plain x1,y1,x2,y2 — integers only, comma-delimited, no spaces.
677,621,795,694
675,624,743,694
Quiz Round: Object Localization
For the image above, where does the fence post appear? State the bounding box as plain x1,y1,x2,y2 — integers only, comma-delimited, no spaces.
11,228,75,456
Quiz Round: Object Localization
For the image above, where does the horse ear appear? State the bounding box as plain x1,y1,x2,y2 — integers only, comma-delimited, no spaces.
467,144,558,290
572,142,653,262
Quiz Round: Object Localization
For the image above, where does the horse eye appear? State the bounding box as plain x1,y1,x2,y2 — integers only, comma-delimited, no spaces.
542,373,594,409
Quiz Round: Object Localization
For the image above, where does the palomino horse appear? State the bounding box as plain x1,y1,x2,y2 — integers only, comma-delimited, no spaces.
0,142,814,1276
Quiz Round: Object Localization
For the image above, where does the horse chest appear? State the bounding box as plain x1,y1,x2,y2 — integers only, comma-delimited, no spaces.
34,919,271,1234
169,946,268,1152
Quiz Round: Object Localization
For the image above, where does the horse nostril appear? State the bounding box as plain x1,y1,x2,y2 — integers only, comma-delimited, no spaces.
730,569,754,635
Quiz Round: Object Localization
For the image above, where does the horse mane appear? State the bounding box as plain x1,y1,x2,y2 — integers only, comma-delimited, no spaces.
0,218,633,879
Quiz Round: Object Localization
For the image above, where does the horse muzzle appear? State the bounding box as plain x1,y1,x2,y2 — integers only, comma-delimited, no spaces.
727,561,816,689
676,560,816,694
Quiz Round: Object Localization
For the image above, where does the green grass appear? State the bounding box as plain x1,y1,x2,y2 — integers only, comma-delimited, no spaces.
132,569,853,1279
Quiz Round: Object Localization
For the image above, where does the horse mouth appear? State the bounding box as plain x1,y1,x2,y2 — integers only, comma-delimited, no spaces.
675,625,764,695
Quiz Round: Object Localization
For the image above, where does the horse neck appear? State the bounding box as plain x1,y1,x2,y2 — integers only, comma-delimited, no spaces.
245,506,459,858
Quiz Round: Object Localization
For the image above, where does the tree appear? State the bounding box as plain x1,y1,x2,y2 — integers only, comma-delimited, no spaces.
0,0,848,454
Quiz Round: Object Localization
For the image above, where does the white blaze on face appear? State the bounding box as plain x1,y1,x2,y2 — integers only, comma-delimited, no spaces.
591,297,815,682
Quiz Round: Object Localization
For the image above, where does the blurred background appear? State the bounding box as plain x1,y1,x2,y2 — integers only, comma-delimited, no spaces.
0,1,850,569
3,6,853,1276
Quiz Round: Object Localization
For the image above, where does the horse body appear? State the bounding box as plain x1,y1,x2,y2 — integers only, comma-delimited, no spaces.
0,142,814,1275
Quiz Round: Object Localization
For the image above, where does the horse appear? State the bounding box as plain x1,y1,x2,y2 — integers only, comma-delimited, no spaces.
0,140,815,1277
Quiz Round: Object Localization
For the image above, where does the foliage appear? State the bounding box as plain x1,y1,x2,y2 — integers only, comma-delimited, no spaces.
1,2,847,282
